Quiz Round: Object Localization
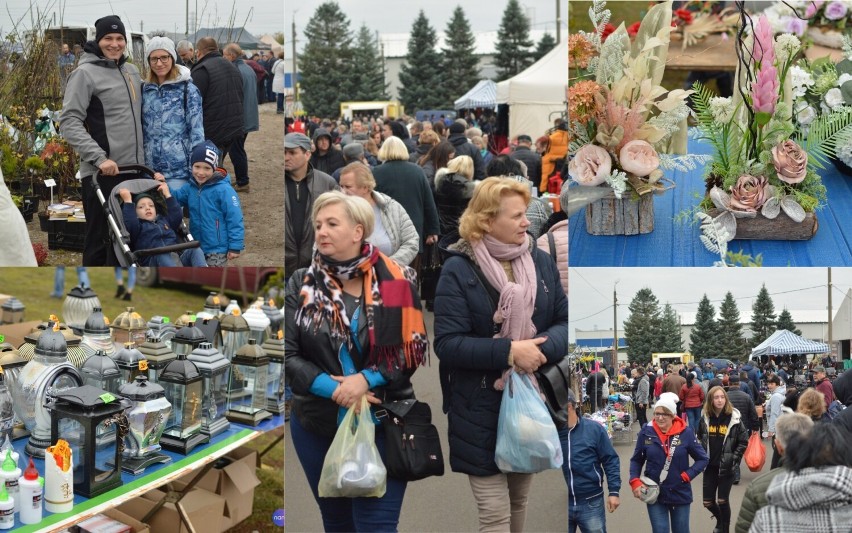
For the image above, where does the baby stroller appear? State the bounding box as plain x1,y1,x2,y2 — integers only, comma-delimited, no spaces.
93,164,201,267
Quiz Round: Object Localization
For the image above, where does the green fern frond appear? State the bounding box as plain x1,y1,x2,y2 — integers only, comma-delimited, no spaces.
798,107,852,169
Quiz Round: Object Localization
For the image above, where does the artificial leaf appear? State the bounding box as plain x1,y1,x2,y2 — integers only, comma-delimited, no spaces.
731,209,758,219
842,80,852,105
709,186,731,210
762,197,780,219
755,112,772,127
642,37,665,53
837,58,852,76
715,210,737,242
780,195,806,223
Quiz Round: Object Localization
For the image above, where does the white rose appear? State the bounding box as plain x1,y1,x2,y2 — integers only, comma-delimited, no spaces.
825,87,845,110
797,105,817,125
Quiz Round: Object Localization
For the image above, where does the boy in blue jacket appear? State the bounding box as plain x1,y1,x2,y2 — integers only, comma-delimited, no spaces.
171,140,245,266
119,183,207,266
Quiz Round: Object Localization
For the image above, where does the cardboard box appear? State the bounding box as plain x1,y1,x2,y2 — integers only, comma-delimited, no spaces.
179,447,261,530
72,508,150,533
117,486,224,533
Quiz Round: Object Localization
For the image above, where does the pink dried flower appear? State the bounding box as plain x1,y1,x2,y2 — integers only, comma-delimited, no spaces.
753,63,780,114
754,15,776,68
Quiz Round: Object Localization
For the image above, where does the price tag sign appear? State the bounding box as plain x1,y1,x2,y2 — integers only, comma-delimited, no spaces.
43,179,56,187
163,317,170,323
99,393,116,404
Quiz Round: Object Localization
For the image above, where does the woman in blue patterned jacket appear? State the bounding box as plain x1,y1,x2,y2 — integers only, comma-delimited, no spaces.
142,36,204,191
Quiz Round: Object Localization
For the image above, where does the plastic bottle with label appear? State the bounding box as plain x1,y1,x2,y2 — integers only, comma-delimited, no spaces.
17,458,42,525
0,451,19,514
0,484,13,529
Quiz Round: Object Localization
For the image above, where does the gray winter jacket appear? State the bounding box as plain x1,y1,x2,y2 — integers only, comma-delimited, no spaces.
284,166,338,276
60,42,144,178
371,191,419,266
767,385,786,433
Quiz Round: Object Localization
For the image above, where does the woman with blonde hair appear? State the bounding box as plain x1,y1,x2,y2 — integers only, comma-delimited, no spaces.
796,388,829,422
696,386,748,533
285,190,428,531
142,36,204,191
434,155,476,236
434,178,568,532
410,130,441,164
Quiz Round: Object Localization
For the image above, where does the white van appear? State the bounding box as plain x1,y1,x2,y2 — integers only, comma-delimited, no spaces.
40,23,149,76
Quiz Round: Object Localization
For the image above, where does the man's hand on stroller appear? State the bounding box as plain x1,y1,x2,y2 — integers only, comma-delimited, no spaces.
157,182,171,198
153,172,166,183
118,188,132,203
99,159,119,176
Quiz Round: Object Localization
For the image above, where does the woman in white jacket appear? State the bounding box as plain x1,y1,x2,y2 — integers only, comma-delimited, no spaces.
271,52,287,114
337,161,420,266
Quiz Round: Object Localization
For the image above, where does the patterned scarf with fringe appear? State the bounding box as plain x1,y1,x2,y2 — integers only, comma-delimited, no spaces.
295,243,428,371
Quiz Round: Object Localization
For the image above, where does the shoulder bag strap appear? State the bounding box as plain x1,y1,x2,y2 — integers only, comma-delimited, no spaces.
659,434,682,483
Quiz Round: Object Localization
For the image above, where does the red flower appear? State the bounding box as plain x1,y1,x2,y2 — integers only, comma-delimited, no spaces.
627,21,642,37
601,23,616,42
674,8,694,25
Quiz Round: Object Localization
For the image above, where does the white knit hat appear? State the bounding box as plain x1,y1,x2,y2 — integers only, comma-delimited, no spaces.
145,36,177,63
656,392,679,417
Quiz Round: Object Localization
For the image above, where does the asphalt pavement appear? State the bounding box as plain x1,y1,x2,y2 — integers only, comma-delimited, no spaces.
284,311,773,532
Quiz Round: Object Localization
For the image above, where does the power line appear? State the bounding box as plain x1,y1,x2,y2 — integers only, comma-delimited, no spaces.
569,267,608,302
572,304,613,322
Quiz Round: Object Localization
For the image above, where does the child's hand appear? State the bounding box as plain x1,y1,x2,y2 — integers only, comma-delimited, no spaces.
153,172,166,182
158,182,171,198
227,251,240,260
118,188,131,202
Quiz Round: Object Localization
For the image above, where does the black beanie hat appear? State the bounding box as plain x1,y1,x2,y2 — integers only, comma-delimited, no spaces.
132,192,155,207
448,122,466,135
95,15,126,43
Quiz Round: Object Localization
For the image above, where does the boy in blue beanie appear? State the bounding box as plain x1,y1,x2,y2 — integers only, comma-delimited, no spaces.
118,183,207,266
171,140,245,265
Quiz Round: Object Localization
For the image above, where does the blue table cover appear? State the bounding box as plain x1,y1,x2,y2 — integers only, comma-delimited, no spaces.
568,137,852,266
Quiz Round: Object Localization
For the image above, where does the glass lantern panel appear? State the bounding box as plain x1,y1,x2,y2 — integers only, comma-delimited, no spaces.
267,361,282,401
172,342,193,358
202,370,229,424
93,417,118,481
248,328,269,345
227,364,257,414
184,381,203,434
252,366,268,411
222,331,249,361
56,416,85,486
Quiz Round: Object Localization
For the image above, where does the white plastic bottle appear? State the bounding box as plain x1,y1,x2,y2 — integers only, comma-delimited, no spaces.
17,458,42,525
0,451,19,514
0,485,13,529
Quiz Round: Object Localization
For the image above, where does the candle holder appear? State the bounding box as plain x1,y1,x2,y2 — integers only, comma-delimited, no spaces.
242,302,270,345
113,342,147,386
171,322,207,359
62,286,101,334
145,316,176,350
0,369,14,444
220,310,249,362
225,339,272,426
261,298,285,336
138,334,176,384
0,298,25,325
0,340,29,439
159,353,207,454
79,349,122,448
197,292,226,320
196,318,222,350
17,317,88,367
110,307,146,345
260,330,286,415
116,375,171,474
187,342,230,438
80,307,117,360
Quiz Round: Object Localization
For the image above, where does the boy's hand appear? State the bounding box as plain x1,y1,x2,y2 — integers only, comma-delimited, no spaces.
118,188,132,202
227,251,240,260
158,182,171,198
153,172,166,182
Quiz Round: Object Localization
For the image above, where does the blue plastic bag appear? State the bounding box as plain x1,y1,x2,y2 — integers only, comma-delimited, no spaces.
495,371,563,473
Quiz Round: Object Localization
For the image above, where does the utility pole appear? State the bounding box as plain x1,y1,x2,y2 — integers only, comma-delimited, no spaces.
556,0,561,43
829,267,833,357
292,19,298,102
185,0,189,37
612,281,619,369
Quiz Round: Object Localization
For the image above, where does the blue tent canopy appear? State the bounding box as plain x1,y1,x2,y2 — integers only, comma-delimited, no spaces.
750,329,829,357
454,79,497,110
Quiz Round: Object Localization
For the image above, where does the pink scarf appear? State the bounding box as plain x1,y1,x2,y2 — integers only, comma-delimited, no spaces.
471,234,538,341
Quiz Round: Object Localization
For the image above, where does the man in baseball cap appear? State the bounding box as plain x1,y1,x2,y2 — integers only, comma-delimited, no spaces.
285,132,338,277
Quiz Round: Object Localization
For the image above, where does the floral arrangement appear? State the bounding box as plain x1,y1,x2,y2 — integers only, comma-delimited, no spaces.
692,12,852,258
626,1,740,50
764,1,852,46
567,0,708,202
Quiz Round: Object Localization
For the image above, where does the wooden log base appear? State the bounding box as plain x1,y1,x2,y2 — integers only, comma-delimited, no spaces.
706,209,818,241
585,193,655,236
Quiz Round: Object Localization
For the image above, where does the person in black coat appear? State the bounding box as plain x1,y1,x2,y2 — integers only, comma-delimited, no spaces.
447,122,486,180
510,135,542,191
726,375,758,484
434,178,568,532
190,37,243,156
586,371,608,412
832,368,852,407
310,128,346,176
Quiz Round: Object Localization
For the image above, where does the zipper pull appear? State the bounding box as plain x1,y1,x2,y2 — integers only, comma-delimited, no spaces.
409,435,415,449
481,376,486,389
541,280,549,293
402,432,407,449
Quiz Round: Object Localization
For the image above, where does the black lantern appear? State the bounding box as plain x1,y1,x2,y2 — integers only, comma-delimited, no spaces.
117,375,172,474
80,307,117,360
62,286,101,334
0,298,25,325
159,354,208,454
225,339,272,426
80,350,121,394
171,322,207,359
261,298,285,336
17,318,88,367
114,342,147,385
145,316,176,349
196,318,222,350
260,330,286,415
110,307,146,345
47,385,129,498
220,310,250,361
187,342,230,438
138,334,176,384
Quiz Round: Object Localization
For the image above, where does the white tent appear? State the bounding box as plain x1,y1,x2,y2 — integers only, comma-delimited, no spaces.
751,329,830,357
454,80,497,110
496,38,567,139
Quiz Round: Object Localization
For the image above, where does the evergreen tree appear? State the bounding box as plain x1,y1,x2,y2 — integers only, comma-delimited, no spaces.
533,32,557,61
658,303,683,353
776,308,802,336
623,288,662,365
690,295,719,359
441,6,480,104
299,2,354,119
350,24,389,101
398,11,446,111
494,0,535,81
717,291,746,360
750,284,777,347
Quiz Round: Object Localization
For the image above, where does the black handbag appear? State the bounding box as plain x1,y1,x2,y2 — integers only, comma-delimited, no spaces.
535,356,573,424
378,399,445,481
419,244,442,302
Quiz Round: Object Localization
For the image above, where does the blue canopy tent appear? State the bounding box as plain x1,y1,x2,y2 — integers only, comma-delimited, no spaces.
453,79,497,110
750,329,829,357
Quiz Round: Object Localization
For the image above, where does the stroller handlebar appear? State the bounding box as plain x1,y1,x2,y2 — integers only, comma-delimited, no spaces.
92,165,156,189
134,240,201,258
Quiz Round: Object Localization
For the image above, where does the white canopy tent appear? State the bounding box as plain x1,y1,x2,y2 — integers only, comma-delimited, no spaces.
496,38,567,139
750,329,830,358
454,80,497,110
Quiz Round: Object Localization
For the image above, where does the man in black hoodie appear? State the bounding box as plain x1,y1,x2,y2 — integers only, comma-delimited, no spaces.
447,122,485,180
310,128,346,176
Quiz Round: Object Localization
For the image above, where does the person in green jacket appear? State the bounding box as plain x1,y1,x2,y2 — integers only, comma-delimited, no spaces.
734,412,814,533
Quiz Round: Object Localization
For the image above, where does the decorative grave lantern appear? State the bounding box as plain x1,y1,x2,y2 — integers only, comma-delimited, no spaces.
117,375,172,474
17,317,87,366
222,299,241,317
109,307,146,345
171,322,206,358
138,334,176,384
225,339,272,426
174,311,196,328
187,342,230,438
80,307,117,360
220,310,250,361
14,322,83,457
0,369,14,444
261,298,285,336
79,350,122,447
0,339,29,439
145,316,176,349
0,298,25,325
196,318,222,350
260,330,286,415
242,303,270,345
113,342,147,385
46,385,129,497
197,292,225,320
158,353,207,454
62,286,101,334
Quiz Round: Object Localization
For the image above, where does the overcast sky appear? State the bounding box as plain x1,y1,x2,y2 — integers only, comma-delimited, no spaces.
2,0,285,38
570,268,852,342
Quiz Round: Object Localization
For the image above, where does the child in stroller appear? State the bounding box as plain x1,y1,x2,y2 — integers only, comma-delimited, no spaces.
118,182,207,266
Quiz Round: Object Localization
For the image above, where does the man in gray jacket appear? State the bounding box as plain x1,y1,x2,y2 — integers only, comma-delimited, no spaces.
223,43,258,193
765,374,787,469
60,15,144,265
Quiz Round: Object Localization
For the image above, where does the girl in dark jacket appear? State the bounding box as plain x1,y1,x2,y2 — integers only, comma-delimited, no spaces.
285,191,428,532
434,178,568,532
696,386,749,533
